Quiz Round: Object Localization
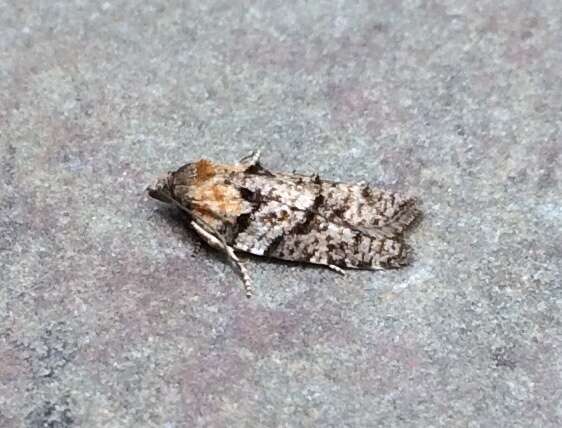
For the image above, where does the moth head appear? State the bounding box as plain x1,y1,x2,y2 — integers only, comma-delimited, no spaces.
147,173,175,204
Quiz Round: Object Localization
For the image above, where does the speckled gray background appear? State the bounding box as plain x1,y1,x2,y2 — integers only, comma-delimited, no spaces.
1,1,561,427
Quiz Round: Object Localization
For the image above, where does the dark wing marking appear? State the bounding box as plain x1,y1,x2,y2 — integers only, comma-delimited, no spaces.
233,198,310,255
227,170,319,254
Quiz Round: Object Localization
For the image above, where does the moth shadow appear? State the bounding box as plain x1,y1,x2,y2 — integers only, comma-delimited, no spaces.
152,206,207,250
153,206,336,276
242,252,314,270
241,252,358,278
407,198,425,232
152,206,236,265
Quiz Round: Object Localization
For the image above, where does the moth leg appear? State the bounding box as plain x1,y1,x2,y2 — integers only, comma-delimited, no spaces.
190,221,253,298
240,148,262,166
328,264,346,275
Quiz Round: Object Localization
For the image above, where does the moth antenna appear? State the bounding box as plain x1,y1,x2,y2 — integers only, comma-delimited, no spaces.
223,242,253,298
171,199,197,218
236,260,253,298
190,220,254,297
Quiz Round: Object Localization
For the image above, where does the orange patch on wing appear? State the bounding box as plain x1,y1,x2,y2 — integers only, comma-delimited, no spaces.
212,185,225,204
195,159,216,182
213,184,244,216
191,161,249,220
193,183,245,219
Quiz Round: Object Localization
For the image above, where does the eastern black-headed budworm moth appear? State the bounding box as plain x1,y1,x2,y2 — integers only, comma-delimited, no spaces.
147,151,420,297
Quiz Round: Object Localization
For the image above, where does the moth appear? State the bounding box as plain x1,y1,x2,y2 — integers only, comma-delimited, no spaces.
147,151,420,297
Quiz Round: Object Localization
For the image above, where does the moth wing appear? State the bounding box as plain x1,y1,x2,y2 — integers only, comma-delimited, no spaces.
228,172,412,269
233,200,310,256
234,205,409,269
279,218,409,269
228,171,320,255
247,174,420,238
315,181,419,238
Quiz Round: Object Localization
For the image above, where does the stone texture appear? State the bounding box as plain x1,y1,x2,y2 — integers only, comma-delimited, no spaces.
1,1,561,427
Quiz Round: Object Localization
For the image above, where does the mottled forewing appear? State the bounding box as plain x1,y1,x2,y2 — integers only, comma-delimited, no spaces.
229,172,321,256
264,216,409,269
227,170,416,268
316,182,419,237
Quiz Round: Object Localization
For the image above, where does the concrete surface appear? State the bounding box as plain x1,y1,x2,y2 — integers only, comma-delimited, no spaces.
1,1,561,427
